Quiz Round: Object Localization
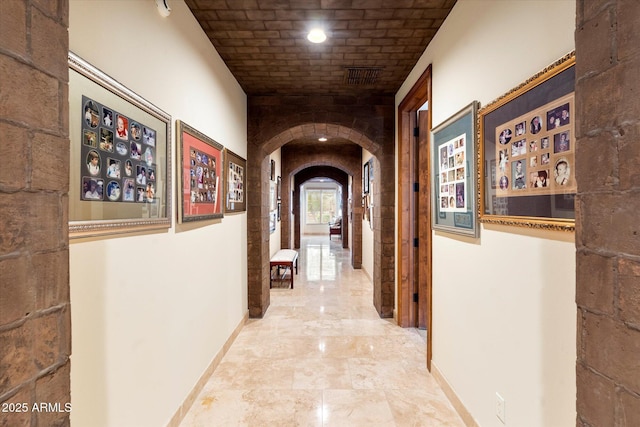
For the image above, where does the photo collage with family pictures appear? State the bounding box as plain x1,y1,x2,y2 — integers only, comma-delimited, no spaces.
81,96,157,203
494,94,575,196
228,161,245,204
189,149,218,206
438,134,467,212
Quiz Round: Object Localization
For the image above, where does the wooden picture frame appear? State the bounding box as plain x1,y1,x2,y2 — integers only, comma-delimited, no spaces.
479,52,575,231
177,120,224,223
224,149,246,213
431,101,480,237
68,52,172,238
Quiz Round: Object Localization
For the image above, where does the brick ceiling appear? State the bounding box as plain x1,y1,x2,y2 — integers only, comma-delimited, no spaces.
185,0,457,96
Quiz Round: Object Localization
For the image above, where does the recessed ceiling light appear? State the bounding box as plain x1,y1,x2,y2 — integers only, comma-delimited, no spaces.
318,137,328,142
307,29,327,44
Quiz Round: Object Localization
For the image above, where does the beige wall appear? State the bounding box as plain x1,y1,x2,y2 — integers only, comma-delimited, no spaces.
361,149,374,283
269,148,282,256
69,1,247,426
396,1,576,426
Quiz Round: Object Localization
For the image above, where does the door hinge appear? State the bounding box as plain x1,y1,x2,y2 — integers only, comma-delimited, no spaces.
413,182,419,192
413,127,419,137
413,238,419,247
413,293,419,303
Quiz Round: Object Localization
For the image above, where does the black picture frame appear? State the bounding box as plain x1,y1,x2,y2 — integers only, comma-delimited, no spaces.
363,162,370,194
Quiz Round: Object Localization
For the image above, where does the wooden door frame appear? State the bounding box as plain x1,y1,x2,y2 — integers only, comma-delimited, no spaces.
397,65,433,370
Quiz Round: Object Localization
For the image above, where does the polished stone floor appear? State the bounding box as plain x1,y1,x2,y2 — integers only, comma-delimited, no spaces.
180,236,464,426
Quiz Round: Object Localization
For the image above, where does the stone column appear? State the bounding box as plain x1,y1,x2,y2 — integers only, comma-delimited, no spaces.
575,1,640,425
0,0,71,425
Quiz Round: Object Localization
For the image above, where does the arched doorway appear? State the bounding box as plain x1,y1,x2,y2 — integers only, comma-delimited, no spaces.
247,122,394,319
292,166,349,251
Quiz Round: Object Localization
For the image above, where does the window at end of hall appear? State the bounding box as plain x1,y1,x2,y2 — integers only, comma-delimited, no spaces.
306,189,337,224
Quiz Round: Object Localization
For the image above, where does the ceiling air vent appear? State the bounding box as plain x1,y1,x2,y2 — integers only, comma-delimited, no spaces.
344,67,382,85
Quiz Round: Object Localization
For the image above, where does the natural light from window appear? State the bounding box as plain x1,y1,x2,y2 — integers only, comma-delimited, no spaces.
305,189,337,224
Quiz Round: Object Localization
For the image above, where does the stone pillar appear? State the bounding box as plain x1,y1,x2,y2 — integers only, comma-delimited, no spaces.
247,150,271,318
0,0,71,425
575,1,640,425
373,155,395,318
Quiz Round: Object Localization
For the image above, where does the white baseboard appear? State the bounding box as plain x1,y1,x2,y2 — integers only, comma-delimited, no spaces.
431,360,479,427
166,311,249,427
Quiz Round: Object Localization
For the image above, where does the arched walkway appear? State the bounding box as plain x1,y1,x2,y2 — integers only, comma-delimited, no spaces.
247,123,394,319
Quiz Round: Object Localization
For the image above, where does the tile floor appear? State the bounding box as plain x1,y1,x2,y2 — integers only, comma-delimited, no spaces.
180,236,465,426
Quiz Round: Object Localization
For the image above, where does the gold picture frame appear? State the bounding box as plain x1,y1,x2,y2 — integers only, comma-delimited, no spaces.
478,52,576,231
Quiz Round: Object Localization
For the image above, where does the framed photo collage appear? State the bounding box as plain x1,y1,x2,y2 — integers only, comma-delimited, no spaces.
80,96,158,204
69,53,246,238
479,52,576,231
431,101,479,237
494,96,574,198
429,52,576,236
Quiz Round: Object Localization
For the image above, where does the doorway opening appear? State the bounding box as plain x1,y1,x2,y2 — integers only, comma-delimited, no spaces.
397,66,433,370
292,167,350,253
249,122,395,319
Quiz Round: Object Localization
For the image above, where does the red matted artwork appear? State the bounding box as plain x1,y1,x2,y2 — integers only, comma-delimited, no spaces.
177,120,224,222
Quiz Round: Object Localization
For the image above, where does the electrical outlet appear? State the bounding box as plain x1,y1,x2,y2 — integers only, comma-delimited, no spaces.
496,392,506,424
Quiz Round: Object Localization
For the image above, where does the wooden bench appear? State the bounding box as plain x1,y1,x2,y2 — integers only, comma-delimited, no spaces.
270,249,298,289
